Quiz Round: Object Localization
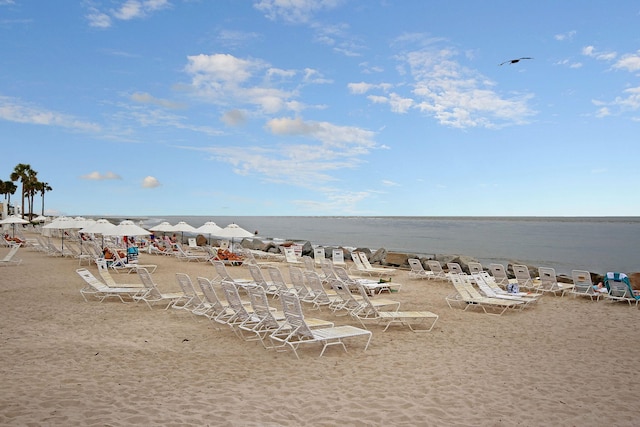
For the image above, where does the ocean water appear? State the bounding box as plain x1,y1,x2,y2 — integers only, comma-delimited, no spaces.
135,216,640,276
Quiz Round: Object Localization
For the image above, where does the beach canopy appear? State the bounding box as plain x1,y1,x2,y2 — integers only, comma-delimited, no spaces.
31,215,48,223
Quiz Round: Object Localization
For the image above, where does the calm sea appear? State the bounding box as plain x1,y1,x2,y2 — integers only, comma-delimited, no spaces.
131,216,640,276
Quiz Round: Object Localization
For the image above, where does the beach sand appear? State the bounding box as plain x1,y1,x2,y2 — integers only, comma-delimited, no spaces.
1,239,639,426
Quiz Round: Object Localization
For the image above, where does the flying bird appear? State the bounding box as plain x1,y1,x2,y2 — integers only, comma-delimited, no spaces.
499,57,533,66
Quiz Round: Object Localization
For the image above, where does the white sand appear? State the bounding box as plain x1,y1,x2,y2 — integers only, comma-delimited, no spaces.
1,239,638,426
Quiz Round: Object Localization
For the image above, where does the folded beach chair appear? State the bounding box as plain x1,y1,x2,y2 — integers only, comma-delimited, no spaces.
0,244,22,267
355,283,439,332
270,290,372,359
569,270,604,301
604,272,640,306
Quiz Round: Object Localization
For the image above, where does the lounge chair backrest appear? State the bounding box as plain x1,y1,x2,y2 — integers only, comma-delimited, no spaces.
279,291,313,338
313,247,325,265
604,272,634,299
489,263,508,284
330,278,362,312
96,258,118,286
447,262,464,275
196,276,225,312
426,260,444,274
304,271,331,304
408,258,425,273
320,259,337,281
136,268,161,298
288,266,307,295
350,252,365,270
176,273,199,302
512,264,532,286
220,281,252,322
211,259,233,281
76,268,108,291
302,256,315,272
538,267,557,288
266,265,287,293
468,262,483,274
246,286,279,329
332,249,345,265
1,244,20,262
571,270,594,293
333,265,355,285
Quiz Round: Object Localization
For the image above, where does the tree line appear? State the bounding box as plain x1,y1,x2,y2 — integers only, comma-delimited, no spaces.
0,163,53,220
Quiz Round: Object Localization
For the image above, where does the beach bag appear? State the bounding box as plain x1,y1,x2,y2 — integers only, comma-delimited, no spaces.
507,282,519,294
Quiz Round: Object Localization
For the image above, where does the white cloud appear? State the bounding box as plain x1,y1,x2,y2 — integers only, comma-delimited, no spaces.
582,45,617,61
130,92,185,109
85,0,169,27
253,0,341,23
593,87,640,117
221,109,248,126
357,41,536,129
0,96,101,132
81,171,122,181
613,51,640,72
142,176,160,188
554,30,576,41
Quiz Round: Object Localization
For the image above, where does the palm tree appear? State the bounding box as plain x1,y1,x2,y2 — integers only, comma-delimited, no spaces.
37,181,52,216
24,174,39,220
1,180,17,206
10,163,36,219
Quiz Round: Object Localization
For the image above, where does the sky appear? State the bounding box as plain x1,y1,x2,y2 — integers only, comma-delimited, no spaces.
1,0,639,217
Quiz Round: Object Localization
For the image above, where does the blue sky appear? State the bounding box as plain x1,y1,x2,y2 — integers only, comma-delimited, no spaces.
1,0,639,217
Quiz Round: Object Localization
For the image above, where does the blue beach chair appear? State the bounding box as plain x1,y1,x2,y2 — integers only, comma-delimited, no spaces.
604,272,640,306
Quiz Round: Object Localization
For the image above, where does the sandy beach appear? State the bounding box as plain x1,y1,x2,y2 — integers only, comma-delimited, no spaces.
1,239,639,426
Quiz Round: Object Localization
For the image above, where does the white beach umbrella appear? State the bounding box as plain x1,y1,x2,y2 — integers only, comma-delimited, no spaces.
104,220,150,238
218,223,254,251
42,216,78,250
31,215,48,223
149,221,174,234
80,219,116,247
0,215,30,237
195,221,224,245
171,221,197,242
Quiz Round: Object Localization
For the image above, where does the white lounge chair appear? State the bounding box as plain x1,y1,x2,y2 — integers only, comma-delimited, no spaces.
270,290,372,359
445,275,524,316
282,246,303,265
446,262,465,276
0,244,22,266
512,264,536,290
173,243,209,263
96,258,144,288
332,249,346,266
350,251,397,277
569,270,603,301
135,268,189,310
536,267,573,297
472,273,540,307
313,247,326,266
76,268,148,303
355,283,438,332
426,260,450,281
408,258,434,280
604,272,640,306
489,263,511,287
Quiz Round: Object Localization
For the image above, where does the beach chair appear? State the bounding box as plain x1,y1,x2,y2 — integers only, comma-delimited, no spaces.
173,243,209,262
313,247,326,266
332,249,346,266
109,247,157,274
333,265,400,295
269,290,372,359
351,251,397,277
489,263,510,287
287,266,315,303
604,272,640,306
246,263,281,297
220,281,264,339
265,265,293,296
196,276,238,324
303,270,343,311
0,244,22,266
210,259,253,286
408,258,434,280
282,246,303,265
472,274,539,307
426,260,449,281
445,275,524,315
446,262,465,275
174,273,202,314
355,283,439,332
76,268,148,303
467,262,484,275
569,270,604,301
536,267,573,297
96,258,144,288
512,264,535,290
135,268,189,310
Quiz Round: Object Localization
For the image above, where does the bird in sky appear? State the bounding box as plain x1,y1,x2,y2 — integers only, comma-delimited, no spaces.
499,57,533,66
